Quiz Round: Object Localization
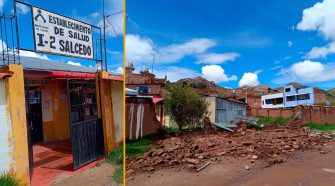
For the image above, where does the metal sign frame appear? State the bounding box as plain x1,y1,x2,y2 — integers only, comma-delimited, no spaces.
14,0,104,68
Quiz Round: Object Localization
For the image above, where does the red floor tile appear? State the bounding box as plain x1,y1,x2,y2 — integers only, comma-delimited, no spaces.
31,140,104,186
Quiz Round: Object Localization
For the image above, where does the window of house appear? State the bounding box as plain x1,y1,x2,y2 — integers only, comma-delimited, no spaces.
298,94,310,100
265,99,274,105
275,98,283,104
138,86,149,94
285,88,291,92
236,110,243,115
286,95,296,102
262,100,264,105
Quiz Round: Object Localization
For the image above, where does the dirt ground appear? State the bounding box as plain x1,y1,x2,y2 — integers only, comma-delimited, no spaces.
127,142,335,186
52,162,122,186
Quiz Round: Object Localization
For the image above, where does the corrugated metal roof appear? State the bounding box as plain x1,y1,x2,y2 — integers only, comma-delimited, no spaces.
17,56,97,73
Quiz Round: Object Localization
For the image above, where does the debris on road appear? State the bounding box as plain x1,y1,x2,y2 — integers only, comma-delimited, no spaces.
127,124,333,175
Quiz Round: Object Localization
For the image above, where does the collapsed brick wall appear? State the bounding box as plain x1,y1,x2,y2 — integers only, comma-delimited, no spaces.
247,106,335,125
126,97,162,140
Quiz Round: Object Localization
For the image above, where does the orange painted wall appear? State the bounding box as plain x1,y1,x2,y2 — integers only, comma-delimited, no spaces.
41,79,70,141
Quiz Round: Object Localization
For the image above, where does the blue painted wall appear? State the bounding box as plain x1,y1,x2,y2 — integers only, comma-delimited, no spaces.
283,85,314,107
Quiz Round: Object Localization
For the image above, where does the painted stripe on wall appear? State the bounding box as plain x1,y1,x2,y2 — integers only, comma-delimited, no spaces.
0,80,12,173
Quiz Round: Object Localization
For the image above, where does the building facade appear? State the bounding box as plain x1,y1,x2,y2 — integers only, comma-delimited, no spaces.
262,85,326,108
126,63,167,98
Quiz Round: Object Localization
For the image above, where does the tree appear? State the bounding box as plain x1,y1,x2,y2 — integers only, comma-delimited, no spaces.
164,84,209,130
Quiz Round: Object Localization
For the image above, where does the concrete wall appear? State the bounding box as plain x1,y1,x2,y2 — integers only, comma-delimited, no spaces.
111,81,124,143
41,79,70,141
0,65,30,185
248,108,294,118
0,80,12,175
248,106,335,125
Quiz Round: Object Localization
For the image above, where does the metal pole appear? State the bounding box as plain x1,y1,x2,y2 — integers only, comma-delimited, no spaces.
13,0,21,64
103,0,107,71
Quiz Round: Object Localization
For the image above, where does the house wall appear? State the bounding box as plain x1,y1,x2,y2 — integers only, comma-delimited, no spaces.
0,65,30,185
111,81,124,144
41,79,70,141
284,87,314,107
215,98,246,125
314,91,326,105
261,93,284,109
206,96,216,123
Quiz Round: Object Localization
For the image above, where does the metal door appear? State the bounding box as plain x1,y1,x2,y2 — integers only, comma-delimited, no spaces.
67,79,104,170
215,98,227,124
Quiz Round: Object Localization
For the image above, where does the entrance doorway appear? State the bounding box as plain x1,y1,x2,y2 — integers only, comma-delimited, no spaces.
28,87,44,144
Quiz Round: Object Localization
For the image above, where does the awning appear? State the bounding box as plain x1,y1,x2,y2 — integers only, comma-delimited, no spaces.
152,98,164,103
51,71,96,79
103,76,124,82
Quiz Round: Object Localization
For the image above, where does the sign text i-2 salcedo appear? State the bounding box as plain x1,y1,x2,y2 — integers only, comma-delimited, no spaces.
32,7,94,59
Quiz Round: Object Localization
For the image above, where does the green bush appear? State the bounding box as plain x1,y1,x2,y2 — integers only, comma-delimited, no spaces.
165,84,209,130
306,123,335,131
0,173,19,186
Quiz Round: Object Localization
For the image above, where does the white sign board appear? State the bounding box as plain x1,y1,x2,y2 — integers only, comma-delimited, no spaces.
32,7,94,59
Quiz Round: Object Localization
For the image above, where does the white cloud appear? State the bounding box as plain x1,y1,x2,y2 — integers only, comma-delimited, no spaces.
288,41,294,47
155,66,200,82
238,72,260,87
274,60,335,84
116,66,123,73
126,35,220,65
20,50,49,60
156,38,216,63
0,0,4,10
126,34,155,63
196,52,240,64
306,42,335,59
297,0,335,40
67,61,82,66
270,65,283,70
201,65,237,83
17,3,29,14
90,12,99,18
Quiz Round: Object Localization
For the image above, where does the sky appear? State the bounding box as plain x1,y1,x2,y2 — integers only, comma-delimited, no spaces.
0,0,124,73
126,0,335,90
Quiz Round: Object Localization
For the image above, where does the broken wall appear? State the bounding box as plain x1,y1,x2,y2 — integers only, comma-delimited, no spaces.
126,97,161,140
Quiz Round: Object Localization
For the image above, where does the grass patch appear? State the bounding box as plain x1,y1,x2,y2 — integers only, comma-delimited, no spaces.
126,136,155,158
107,145,123,165
107,145,123,184
306,123,335,132
112,166,123,183
257,116,292,127
0,173,19,186
163,125,180,133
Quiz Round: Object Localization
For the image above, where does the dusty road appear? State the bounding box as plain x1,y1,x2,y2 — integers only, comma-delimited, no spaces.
52,162,122,186
127,142,335,186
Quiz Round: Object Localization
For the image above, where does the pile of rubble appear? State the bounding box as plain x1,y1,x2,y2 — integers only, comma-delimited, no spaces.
126,124,334,176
